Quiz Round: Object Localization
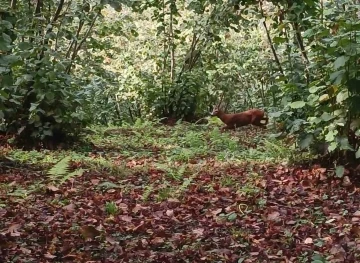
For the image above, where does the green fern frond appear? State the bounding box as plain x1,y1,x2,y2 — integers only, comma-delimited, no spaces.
59,169,84,185
48,156,71,177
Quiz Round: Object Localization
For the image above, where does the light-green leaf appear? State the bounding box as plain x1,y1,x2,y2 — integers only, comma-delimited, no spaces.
29,103,39,112
335,165,345,178
320,112,334,122
328,142,337,152
325,130,337,142
289,101,305,109
339,137,354,151
334,56,349,70
299,134,313,149
309,85,325,94
319,94,329,102
356,148,360,159
18,42,31,50
336,90,349,103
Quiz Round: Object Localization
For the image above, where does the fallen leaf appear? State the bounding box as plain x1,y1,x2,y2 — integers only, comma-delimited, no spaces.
80,226,101,240
304,237,313,244
106,236,119,245
119,215,132,222
151,237,164,245
267,211,280,221
91,179,100,185
47,185,59,192
192,228,204,237
0,208,7,218
211,208,223,216
44,253,56,259
20,247,31,254
165,209,174,217
8,224,21,237
63,203,76,212
342,176,351,187
353,211,360,217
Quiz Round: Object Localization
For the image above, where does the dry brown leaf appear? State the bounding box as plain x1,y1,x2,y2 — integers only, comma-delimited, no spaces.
304,237,313,244
80,226,101,240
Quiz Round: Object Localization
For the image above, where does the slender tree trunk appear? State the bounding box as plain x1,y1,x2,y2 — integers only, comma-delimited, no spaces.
169,2,175,82
259,1,286,80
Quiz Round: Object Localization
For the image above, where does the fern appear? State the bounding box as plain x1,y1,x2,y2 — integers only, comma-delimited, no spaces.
48,156,83,186
48,156,71,177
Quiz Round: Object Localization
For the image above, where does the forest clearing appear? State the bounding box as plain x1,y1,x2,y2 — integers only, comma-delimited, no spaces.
1,123,360,262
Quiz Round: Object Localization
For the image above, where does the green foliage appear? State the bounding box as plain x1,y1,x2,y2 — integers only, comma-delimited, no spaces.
105,201,118,215
48,156,84,186
0,1,124,144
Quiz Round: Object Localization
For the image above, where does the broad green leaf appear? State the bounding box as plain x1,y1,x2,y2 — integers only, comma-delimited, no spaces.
29,103,39,112
0,55,20,66
0,67,9,73
299,134,313,149
303,29,314,37
336,90,349,103
356,148,360,159
319,94,329,102
335,165,345,178
333,109,345,117
18,42,31,50
309,85,325,94
308,117,322,124
339,137,354,151
328,142,337,152
269,111,282,118
45,92,55,101
227,213,237,221
43,129,53,136
325,130,337,142
1,75,13,86
320,112,334,122
289,101,305,109
0,90,9,99
0,33,12,51
329,70,344,82
334,56,349,70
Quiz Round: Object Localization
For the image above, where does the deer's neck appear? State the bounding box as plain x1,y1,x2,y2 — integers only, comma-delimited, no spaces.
217,111,229,123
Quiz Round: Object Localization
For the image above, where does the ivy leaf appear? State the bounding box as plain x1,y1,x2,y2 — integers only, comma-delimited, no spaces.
29,103,39,112
309,85,325,94
328,141,337,152
356,148,360,159
0,33,12,51
325,130,337,142
339,137,354,151
335,165,345,178
336,90,349,103
18,42,31,50
299,134,313,149
319,94,329,102
320,112,334,122
329,70,344,82
334,56,349,70
289,101,305,109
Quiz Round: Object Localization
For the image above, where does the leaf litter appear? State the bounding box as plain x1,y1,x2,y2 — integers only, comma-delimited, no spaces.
1,126,360,262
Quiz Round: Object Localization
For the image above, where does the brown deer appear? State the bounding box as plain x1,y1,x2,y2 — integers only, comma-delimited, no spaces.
210,96,268,130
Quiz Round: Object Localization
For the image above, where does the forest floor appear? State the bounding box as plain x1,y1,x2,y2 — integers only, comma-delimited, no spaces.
1,120,360,263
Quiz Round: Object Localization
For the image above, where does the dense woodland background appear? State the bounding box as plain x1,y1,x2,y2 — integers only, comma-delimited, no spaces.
1,0,359,160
